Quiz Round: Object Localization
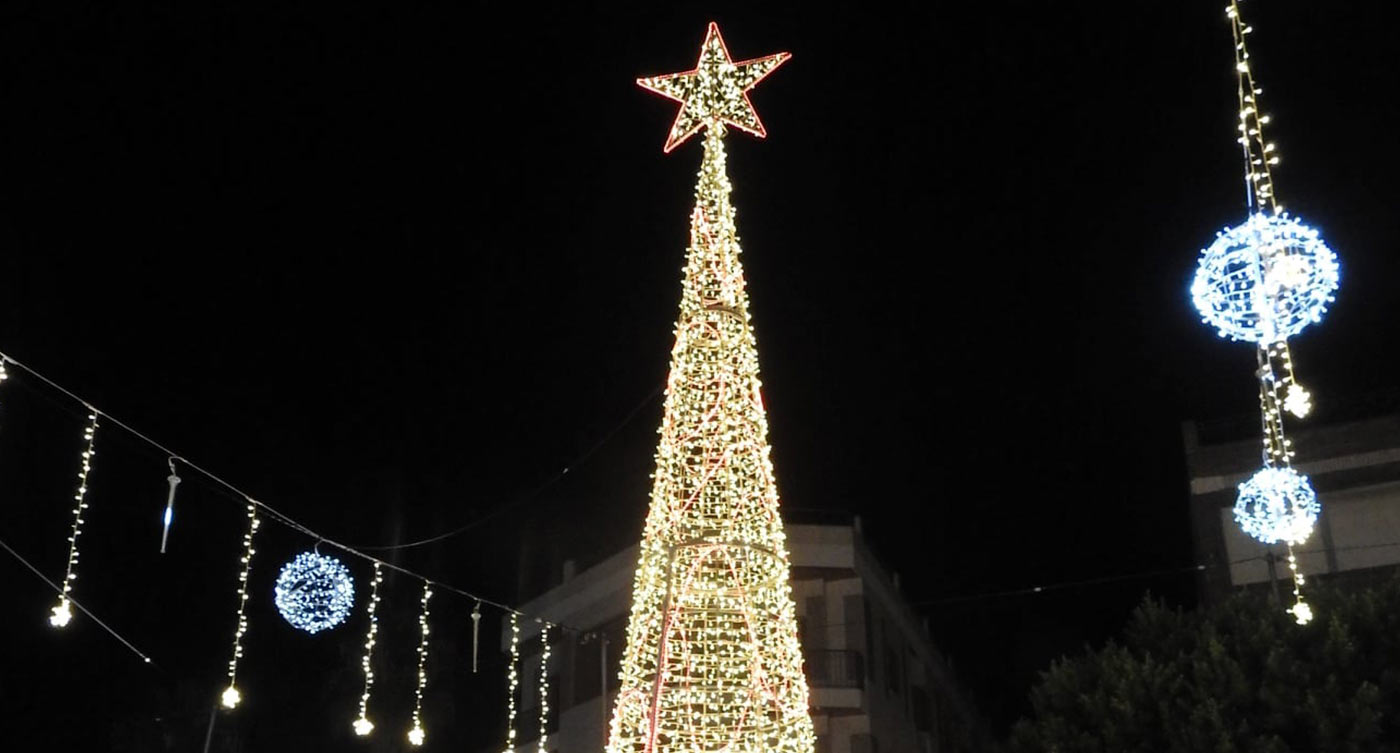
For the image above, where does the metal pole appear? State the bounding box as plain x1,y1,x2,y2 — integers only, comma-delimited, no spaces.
201,701,217,753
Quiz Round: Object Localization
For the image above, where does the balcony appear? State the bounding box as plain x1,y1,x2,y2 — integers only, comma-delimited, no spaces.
806,650,865,710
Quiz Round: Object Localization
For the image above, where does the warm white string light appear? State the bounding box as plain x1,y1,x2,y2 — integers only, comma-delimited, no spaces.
353,562,384,736
407,581,433,747
0,351,606,641
537,624,552,753
1187,0,1345,626
50,411,100,628
504,612,520,753
222,501,261,708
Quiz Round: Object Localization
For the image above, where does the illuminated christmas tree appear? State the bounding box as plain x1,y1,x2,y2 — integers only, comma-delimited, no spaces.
606,23,814,753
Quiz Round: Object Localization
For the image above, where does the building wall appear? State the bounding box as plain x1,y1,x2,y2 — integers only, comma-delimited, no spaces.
501,521,983,753
1184,411,1400,602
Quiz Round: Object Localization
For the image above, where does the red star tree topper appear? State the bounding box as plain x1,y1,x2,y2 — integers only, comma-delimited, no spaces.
637,22,790,152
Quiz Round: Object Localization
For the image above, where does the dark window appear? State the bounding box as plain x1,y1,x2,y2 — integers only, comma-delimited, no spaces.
804,596,827,650
851,733,878,753
884,624,900,695
910,684,933,732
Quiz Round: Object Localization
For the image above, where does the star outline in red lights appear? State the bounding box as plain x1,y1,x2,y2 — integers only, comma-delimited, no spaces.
637,22,790,153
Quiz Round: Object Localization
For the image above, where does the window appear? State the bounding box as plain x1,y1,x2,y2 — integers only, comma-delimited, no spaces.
883,624,900,695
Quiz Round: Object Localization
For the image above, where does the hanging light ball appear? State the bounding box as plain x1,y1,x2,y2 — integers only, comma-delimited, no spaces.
1191,212,1339,343
274,552,355,634
1233,466,1320,544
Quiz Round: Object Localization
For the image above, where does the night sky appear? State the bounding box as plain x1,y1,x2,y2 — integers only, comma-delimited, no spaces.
2,1,1398,750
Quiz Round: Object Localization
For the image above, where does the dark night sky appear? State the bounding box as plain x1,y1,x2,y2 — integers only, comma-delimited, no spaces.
2,1,1398,749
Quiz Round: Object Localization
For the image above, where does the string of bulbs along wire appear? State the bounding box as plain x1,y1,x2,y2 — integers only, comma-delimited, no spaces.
1,348,641,744
0,348,642,638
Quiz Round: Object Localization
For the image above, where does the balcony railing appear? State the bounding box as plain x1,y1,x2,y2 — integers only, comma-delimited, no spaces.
805,649,864,689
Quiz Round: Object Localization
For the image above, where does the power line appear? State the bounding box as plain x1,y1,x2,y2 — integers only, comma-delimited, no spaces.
912,541,1400,607
351,381,663,551
0,534,157,666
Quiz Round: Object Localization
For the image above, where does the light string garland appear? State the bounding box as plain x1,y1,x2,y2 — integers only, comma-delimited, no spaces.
0,346,630,753
0,349,600,639
353,562,383,736
1189,0,1344,625
407,581,433,747
222,501,261,709
504,612,520,753
609,24,814,753
50,411,99,628
537,624,552,753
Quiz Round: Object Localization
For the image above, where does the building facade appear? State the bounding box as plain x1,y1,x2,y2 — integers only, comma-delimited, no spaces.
502,518,983,753
1184,401,1400,603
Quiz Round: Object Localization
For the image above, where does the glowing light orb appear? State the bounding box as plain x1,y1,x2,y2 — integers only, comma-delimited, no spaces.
408,725,425,746
1191,213,1338,342
274,552,355,634
1283,384,1312,418
221,686,242,709
1233,466,1320,544
353,717,374,736
1289,600,1314,625
49,599,73,628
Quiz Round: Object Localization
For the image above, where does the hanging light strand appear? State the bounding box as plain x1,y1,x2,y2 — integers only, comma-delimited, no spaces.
50,411,100,628
1211,1,1331,627
221,501,261,709
538,624,552,753
1228,0,1279,213
353,562,384,736
407,581,433,747
504,612,520,753
1285,544,1312,624
0,351,597,641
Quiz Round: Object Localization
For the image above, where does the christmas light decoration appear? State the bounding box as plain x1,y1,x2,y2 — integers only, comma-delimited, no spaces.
537,624,552,753
1285,549,1312,625
1192,213,1339,343
638,22,789,153
1189,1,1344,623
51,411,99,628
353,562,383,736
504,612,520,753
274,551,355,634
160,458,180,554
222,501,260,709
407,581,432,747
1233,466,1319,545
607,24,813,753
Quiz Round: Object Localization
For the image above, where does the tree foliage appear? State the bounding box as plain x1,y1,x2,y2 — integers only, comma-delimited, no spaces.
1009,577,1400,753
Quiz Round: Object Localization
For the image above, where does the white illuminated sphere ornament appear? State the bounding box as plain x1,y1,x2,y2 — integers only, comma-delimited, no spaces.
274,552,355,634
1192,213,1339,342
1233,466,1320,545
